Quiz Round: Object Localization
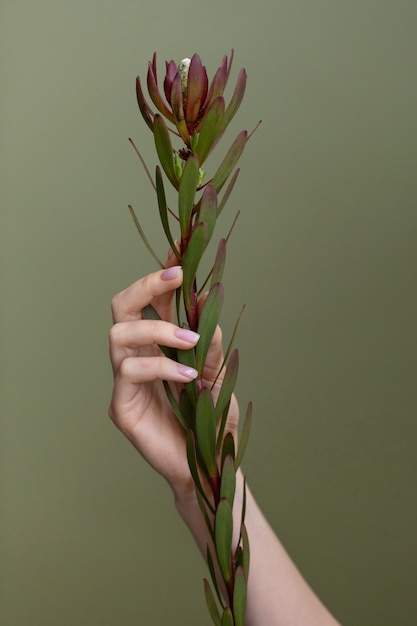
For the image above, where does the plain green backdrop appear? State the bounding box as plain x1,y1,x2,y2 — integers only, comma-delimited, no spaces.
1,1,416,624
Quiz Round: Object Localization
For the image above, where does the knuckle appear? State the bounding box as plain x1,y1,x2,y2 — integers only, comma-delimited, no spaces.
108,322,122,345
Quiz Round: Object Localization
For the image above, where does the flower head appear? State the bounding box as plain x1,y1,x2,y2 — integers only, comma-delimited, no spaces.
136,51,247,157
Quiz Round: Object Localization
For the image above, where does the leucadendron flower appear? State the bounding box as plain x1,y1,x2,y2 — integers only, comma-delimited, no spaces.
136,51,247,161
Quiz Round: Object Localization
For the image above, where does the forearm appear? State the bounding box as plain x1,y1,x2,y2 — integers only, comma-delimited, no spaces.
175,470,341,626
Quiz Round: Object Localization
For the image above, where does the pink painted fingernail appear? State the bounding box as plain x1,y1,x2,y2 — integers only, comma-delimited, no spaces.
175,328,200,344
161,266,182,281
177,364,198,380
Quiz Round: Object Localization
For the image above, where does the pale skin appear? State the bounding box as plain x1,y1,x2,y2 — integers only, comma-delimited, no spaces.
108,252,341,626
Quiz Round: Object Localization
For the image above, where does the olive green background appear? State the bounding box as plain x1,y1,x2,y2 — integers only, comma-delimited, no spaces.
1,1,416,624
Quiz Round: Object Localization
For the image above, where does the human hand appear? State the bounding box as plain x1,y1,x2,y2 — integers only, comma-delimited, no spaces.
108,254,239,502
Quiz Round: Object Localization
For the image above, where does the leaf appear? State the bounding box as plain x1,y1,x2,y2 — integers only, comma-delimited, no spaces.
210,238,226,289
177,348,198,409
153,114,179,189
235,401,252,469
221,607,234,626
182,222,207,311
186,430,214,514
179,153,200,239
207,545,224,607
221,68,247,133
179,389,193,430
146,59,175,124
217,168,240,216
195,388,217,478
220,454,236,506
185,54,208,124
155,166,178,258
216,400,230,456
135,75,154,131
221,432,235,469
204,579,221,626
241,523,250,580
162,381,187,430
214,349,239,423
211,305,245,390
128,206,164,268
197,183,217,249
195,96,225,165
211,131,247,194
170,72,190,145
196,490,215,541
196,283,224,375
215,498,233,583
232,566,247,626
141,304,176,359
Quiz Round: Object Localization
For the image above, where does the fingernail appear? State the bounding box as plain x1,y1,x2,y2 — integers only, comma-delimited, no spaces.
177,364,198,380
161,266,182,281
175,328,200,344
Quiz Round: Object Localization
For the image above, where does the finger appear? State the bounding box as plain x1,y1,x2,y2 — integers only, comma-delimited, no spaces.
109,319,200,373
111,265,183,323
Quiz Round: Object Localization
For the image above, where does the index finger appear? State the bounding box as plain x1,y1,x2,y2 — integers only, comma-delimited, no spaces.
111,265,183,323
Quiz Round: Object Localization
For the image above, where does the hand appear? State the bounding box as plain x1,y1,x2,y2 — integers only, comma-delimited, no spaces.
108,254,239,501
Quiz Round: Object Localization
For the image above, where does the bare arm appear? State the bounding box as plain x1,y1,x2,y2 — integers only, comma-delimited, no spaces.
108,258,341,625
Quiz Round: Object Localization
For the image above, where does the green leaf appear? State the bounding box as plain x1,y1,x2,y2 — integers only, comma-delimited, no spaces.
204,579,221,626
214,349,239,423
196,490,215,541
221,607,234,626
179,154,200,239
128,206,164,268
179,389,193,430
153,114,179,189
182,222,207,311
221,432,236,469
197,183,217,248
177,347,198,408
210,239,226,289
215,498,233,583
186,430,214,514
141,304,176,359
216,400,230,456
162,380,187,430
195,388,217,478
220,454,236,506
217,168,240,216
207,545,224,607
235,401,252,469
211,131,247,194
155,166,178,258
195,96,225,165
211,305,245,391
221,68,247,132
241,523,250,580
196,283,224,375
233,566,247,626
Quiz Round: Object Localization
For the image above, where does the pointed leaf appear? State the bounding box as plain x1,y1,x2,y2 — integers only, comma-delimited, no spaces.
215,349,239,423
204,579,221,626
179,154,200,238
182,222,207,310
203,56,228,112
147,61,175,123
141,304,176,359
217,168,240,216
220,68,247,133
162,380,187,429
215,498,233,583
179,388,193,430
196,490,215,541
195,96,225,165
235,401,252,469
177,348,198,408
207,545,224,607
198,183,217,247
211,131,248,194
220,607,234,626
196,283,224,375
186,54,208,124
135,76,154,131
153,114,179,189
170,72,190,145
195,388,217,478
128,206,164,268
220,454,236,506
210,239,226,289
216,400,231,456
241,523,250,580
221,608,234,626
233,566,247,626
155,166,178,258
186,430,214,513
221,432,236,469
